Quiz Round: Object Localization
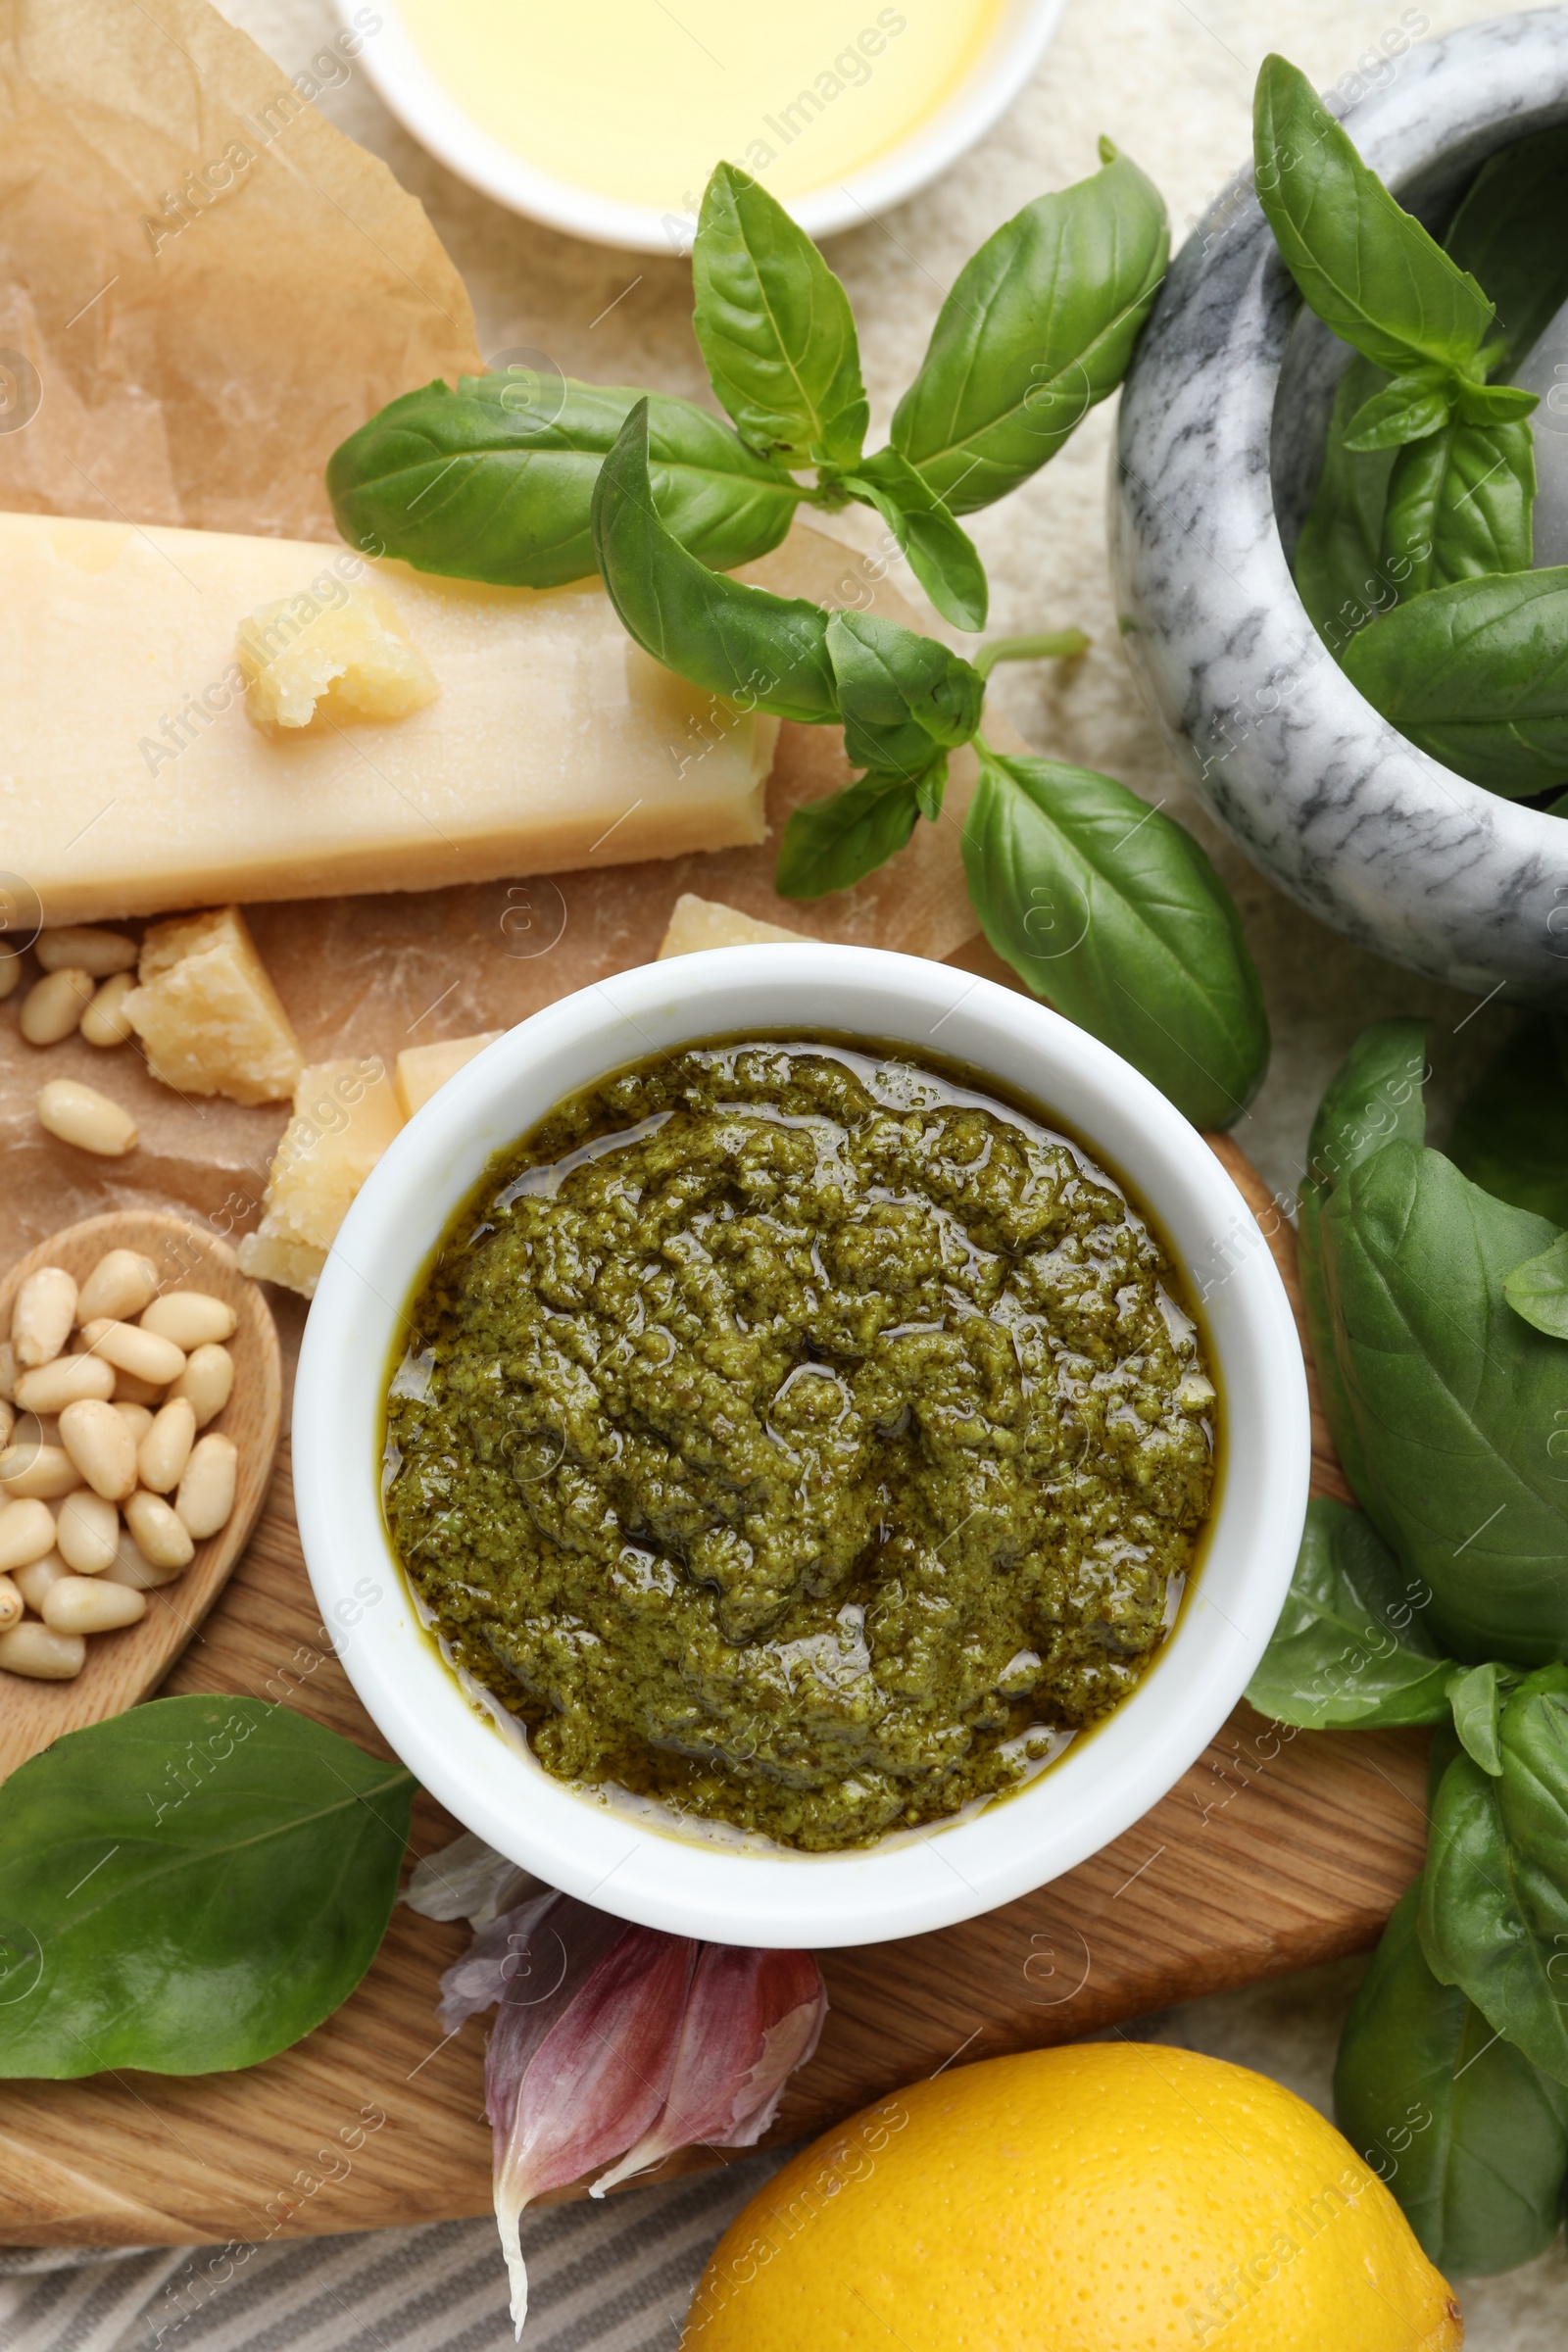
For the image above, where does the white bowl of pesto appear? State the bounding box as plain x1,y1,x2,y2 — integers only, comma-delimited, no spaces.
338,0,1067,253
293,946,1308,1950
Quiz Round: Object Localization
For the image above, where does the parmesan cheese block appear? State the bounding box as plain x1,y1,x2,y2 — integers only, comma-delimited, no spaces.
394,1033,502,1119
6,513,778,924
657,893,813,956
236,1056,405,1298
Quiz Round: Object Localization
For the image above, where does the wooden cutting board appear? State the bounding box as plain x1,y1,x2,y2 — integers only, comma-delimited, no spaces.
0,1136,1427,2249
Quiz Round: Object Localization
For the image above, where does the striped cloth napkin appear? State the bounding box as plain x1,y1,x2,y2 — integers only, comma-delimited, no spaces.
0,2154,782,2352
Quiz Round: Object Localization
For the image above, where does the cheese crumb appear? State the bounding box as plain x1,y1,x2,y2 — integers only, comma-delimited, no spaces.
125,906,302,1105
237,1057,405,1299
394,1033,502,1120
238,580,438,731
656,894,813,958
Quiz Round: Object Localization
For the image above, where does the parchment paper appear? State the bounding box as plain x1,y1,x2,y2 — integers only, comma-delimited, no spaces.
0,0,481,534
0,0,997,1264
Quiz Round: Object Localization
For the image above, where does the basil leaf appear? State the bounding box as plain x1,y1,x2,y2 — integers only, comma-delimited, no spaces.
1421,1668,1568,2086
326,377,799,589
592,400,838,725
692,163,868,469
824,611,983,778
891,143,1168,515
1341,568,1568,796
1505,1232,1568,1341
1297,1017,1428,1507
1447,1661,1523,1776
0,1695,413,2079
960,750,1268,1129
1303,1016,1429,1198
1342,368,1453,454
1445,124,1568,377
1449,1017,1568,1226
1336,1881,1568,2275
775,770,922,899
1294,356,1398,648
1453,380,1539,428
841,449,988,631
914,756,948,822
1253,54,1494,375
1378,419,1535,594
1246,1496,1454,1730
1318,1141,1568,1663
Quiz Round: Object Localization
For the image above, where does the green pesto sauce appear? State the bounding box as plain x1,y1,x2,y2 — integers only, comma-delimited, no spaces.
382,1038,1218,1851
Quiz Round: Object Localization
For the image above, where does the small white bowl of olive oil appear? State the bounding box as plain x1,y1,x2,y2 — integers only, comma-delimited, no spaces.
339,0,1066,251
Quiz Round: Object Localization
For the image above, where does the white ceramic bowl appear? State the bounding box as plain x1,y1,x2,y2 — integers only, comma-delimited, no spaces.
293,947,1308,1949
339,0,1066,252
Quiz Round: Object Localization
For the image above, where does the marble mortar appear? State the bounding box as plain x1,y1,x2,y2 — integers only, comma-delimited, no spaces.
1108,9,1568,1000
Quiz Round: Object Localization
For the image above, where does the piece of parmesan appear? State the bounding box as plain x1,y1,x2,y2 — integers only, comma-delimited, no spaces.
394,1033,502,1120
236,1056,405,1299
238,580,439,731
657,894,813,958
125,906,302,1105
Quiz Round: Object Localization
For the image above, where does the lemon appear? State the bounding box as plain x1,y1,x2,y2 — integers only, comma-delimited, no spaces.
684,2043,1462,2350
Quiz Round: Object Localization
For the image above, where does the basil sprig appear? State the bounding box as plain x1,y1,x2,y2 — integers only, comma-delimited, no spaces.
332,150,1271,1129
1422,1666,1568,2086
1257,55,1563,798
1252,1014,1568,2270
1335,1883,1568,2275
0,1695,413,2077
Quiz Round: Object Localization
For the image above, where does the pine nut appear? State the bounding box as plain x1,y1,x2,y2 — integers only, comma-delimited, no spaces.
14,1354,116,1413
141,1291,236,1348
79,970,138,1047
0,1573,21,1630
113,1400,154,1442
167,1343,233,1428
0,1621,85,1678
103,1523,183,1590
0,1441,82,1497
13,1265,77,1366
35,926,138,978
0,1498,58,1571
14,1550,69,1611
0,1344,16,1403
123,1489,195,1572
37,1079,138,1158
78,1250,160,1324
112,1369,166,1406
44,1576,147,1635
79,1319,186,1386
0,1400,12,1448
20,966,94,1045
59,1398,138,1500
56,1489,121,1574
137,1397,195,1494
0,952,20,1001
175,1434,237,1540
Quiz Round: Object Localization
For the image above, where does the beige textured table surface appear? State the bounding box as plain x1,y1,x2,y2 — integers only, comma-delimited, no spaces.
126,0,1568,2338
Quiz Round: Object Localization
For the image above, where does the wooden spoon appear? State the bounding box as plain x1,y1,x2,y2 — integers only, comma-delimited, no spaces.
0,1209,281,1780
